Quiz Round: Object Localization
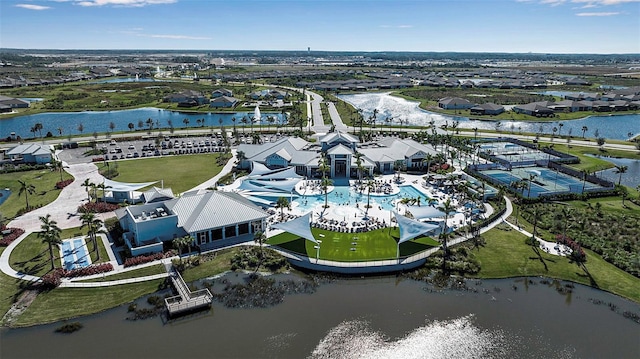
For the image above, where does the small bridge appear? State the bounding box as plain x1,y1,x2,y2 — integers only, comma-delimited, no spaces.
164,267,213,317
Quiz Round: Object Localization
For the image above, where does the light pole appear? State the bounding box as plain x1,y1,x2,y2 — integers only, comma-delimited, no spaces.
314,239,322,263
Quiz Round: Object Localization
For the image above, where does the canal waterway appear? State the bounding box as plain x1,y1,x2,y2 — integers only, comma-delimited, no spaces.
0,108,285,140
1,276,638,358
338,93,640,141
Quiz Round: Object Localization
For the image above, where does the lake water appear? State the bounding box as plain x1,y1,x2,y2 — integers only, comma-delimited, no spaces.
1,275,638,358
0,108,285,139
0,189,10,206
593,156,640,188
338,93,640,141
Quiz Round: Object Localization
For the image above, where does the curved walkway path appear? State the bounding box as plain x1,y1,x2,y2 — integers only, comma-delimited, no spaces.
0,162,110,282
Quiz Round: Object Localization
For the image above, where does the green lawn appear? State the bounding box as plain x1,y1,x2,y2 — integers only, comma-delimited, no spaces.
473,227,640,303
267,227,439,262
0,247,26,324
9,227,108,278
181,247,241,282
79,264,166,282
100,153,225,193
0,169,73,219
12,279,164,327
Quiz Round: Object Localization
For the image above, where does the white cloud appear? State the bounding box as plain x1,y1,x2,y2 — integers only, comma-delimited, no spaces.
15,4,52,10
541,0,566,6
74,0,176,7
571,0,639,4
575,11,621,15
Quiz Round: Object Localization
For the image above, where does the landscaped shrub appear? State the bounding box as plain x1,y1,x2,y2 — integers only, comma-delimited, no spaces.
0,228,25,246
55,179,74,189
64,263,114,278
556,234,586,263
78,202,119,213
124,252,164,268
40,269,65,288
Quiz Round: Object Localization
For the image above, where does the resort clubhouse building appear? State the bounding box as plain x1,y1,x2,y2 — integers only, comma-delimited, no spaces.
116,190,268,256
237,131,438,178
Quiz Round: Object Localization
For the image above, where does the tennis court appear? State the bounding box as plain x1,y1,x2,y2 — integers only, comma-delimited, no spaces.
480,142,560,163
480,166,607,198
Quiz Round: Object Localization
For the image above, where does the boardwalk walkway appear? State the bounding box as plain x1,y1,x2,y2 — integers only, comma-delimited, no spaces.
164,265,213,316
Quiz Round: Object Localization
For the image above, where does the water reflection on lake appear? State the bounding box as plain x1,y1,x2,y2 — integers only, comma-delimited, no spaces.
593,156,640,188
0,108,284,139
338,92,640,141
1,276,638,359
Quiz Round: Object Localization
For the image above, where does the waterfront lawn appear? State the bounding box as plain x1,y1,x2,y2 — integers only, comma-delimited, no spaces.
79,264,166,282
0,169,73,219
101,153,224,193
181,247,240,283
9,228,108,278
474,227,640,303
549,143,640,172
0,248,26,323
13,279,164,327
268,227,439,262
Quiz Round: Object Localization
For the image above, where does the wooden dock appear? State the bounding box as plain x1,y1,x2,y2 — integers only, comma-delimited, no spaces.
165,269,213,317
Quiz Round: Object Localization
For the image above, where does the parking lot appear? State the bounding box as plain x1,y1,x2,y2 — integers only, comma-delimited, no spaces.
56,132,287,165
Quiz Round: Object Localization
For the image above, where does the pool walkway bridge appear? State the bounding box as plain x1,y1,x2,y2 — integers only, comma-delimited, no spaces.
164,264,213,317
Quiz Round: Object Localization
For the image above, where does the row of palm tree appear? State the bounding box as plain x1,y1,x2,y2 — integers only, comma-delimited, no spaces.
37,211,105,271
80,179,110,203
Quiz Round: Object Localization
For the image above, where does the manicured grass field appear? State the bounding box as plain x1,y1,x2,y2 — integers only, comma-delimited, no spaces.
9,227,108,278
0,169,73,219
474,226,640,303
0,248,24,324
267,227,439,262
101,153,225,193
13,279,164,327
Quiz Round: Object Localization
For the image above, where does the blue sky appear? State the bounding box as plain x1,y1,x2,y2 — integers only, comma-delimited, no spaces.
1,0,639,53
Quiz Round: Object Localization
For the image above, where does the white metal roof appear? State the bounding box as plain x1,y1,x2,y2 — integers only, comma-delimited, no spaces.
165,191,268,233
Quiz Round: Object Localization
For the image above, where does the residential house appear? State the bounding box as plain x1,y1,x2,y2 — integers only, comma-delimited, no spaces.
212,88,233,98
469,103,505,116
210,96,239,108
0,96,29,109
438,97,475,110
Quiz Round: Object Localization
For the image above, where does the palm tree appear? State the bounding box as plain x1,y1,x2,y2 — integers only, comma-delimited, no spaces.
559,206,574,241
240,116,248,135
320,176,332,209
80,212,105,261
437,198,455,262
81,179,94,202
527,173,537,198
354,152,364,183
128,122,134,131
38,214,62,270
581,126,588,139
422,153,434,175
614,165,628,185
18,180,36,210
254,230,266,257
275,197,290,221
231,117,237,134
77,123,84,136
173,235,193,257
364,178,375,218
182,118,190,134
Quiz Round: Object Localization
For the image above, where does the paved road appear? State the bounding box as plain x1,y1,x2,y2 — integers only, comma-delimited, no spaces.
327,101,348,131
